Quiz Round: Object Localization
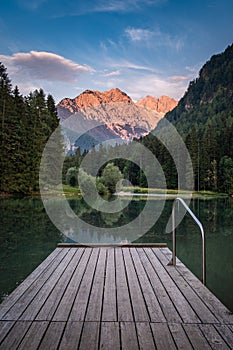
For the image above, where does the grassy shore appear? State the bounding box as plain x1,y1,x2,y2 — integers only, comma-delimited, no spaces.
37,184,82,198
119,186,228,198
1,185,228,199
39,185,228,199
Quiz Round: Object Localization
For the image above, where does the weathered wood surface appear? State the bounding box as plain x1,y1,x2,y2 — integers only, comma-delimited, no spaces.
0,247,232,350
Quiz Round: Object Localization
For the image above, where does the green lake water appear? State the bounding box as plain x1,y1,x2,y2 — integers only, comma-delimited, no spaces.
0,196,233,312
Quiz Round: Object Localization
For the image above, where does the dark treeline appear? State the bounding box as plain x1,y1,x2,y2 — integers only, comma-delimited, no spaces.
0,63,63,194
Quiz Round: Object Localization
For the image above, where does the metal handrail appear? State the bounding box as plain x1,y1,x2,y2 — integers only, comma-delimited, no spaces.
168,197,206,285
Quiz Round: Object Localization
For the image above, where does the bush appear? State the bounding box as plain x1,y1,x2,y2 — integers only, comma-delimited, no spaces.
101,163,123,194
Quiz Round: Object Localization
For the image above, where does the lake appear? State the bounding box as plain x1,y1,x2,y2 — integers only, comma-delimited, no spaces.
0,196,232,311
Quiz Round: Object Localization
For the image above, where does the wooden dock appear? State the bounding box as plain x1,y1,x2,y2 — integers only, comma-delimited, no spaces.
0,246,232,349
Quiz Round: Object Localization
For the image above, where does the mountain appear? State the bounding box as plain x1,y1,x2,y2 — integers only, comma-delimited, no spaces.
57,88,177,151
164,44,233,136
58,88,133,120
136,95,178,114
148,43,233,193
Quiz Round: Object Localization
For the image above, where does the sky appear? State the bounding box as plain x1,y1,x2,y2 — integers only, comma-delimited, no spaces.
0,0,233,103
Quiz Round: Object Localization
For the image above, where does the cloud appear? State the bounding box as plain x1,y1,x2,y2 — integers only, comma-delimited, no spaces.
0,51,93,82
49,0,166,18
124,27,184,51
123,73,190,100
169,75,190,82
153,29,184,51
125,28,154,42
109,59,156,72
94,0,166,13
102,70,121,77
17,0,48,10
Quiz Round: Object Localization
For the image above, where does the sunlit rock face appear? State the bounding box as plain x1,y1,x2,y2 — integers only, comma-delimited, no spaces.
57,88,177,150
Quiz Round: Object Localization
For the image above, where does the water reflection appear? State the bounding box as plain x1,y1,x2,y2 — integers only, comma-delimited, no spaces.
42,196,165,243
0,196,232,311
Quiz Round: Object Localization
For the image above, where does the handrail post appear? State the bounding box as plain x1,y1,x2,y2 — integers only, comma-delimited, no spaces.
169,198,206,285
172,200,176,265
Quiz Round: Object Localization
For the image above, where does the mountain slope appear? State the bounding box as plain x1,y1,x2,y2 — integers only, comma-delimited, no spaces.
164,44,233,136
57,88,177,150
150,43,233,193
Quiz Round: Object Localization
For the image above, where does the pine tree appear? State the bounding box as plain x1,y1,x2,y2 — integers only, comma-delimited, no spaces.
0,63,64,194
0,63,14,192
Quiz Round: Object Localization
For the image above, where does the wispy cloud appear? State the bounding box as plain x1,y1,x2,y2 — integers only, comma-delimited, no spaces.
109,59,156,72
95,0,131,12
125,26,184,51
125,28,154,42
0,51,94,82
122,73,190,100
17,0,48,11
169,75,190,82
50,0,166,18
153,28,184,51
95,0,166,12
102,70,121,77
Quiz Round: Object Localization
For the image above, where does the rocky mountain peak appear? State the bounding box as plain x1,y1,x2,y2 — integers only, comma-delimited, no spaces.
136,95,178,114
59,88,133,116
57,88,178,151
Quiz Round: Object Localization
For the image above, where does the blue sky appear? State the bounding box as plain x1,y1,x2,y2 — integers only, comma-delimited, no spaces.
0,0,233,102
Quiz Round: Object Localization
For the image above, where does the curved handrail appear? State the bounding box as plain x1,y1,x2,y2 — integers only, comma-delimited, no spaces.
168,197,206,285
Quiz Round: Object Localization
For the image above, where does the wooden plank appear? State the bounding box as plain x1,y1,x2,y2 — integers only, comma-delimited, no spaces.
169,323,193,350
36,248,84,321
53,248,92,321
130,248,166,322
160,247,233,324
0,321,32,350
38,322,65,350
120,321,139,350
85,248,107,321
99,322,120,350
17,321,49,350
102,248,117,321
0,248,62,319
2,248,69,321
136,322,155,350
183,324,212,350
57,243,167,248
69,249,100,321
122,248,150,322
154,248,218,324
1,246,232,350
144,248,201,323
136,248,182,323
151,323,176,350
214,325,233,350
20,248,77,321
115,248,134,322
199,324,231,350
79,322,99,350
0,321,15,344
59,321,83,350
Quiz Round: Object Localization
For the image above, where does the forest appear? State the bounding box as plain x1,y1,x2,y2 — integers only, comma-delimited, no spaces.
0,62,63,194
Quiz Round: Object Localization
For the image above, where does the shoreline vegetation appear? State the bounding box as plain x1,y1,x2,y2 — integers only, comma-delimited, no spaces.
1,185,228,199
